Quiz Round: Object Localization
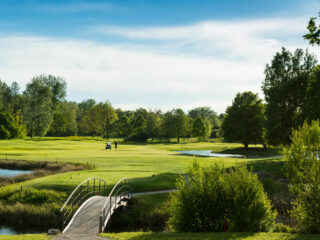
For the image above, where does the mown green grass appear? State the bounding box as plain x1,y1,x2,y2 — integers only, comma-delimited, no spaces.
0,234,49,240
100,232,320,240
0,139,279,193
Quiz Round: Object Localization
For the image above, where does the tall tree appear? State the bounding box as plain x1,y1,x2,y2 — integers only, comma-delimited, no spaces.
23,78,53,137
192,116,207,141
188,107,220,138
117,115,131,137
305,65,320,121
222,91,265,149
172,109,187,142
48,101,78,136
146,110,161,142
34,74,67,108
262,47,317,145
96,101,118,139
77,99,96,136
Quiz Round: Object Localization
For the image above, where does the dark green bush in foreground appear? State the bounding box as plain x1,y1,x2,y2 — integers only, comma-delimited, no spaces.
170,163,276,232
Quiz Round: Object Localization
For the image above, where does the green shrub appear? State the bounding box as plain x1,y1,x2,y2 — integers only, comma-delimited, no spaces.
169,162,276,232
274,223,292,233
0,112,24,139
284,121,320,233
0,202,61,228
0,188,66,204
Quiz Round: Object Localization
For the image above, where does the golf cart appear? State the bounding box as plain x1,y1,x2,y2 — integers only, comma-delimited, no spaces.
106,142,112,150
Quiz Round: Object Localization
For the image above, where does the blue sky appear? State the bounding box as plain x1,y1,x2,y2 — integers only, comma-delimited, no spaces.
0,0,319,113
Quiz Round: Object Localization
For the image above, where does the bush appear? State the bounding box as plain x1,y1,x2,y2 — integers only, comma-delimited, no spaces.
284,121,320,233
0,112,25,139
0,202,61,228
124,132,149,142
169,162,276,232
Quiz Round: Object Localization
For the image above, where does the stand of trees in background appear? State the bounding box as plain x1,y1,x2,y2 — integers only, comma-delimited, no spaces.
0,76,221,141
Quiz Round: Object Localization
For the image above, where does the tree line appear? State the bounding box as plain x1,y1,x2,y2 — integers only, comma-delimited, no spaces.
0,76,222,141
222,47,319,148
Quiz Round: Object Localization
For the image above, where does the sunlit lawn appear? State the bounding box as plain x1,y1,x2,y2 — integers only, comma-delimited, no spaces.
0,138,278,192
100,232,320,240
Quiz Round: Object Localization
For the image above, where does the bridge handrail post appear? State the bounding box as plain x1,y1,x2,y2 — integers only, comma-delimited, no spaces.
99,215,103,233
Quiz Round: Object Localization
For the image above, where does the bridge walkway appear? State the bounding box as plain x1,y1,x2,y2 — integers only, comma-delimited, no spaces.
62,190,173,235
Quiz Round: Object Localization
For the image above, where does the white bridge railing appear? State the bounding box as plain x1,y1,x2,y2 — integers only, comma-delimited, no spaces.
99,178,132,233
60,177,106,230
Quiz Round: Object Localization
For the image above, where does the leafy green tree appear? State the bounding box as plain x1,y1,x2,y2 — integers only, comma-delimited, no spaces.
170,162,276,232
172,109,187,142
34,75,67,108
77,99,96,136
84,106,101,137
304,12,320,46
192,116,207,141
189,107,220,138
262,47,317,145
49,112,67,137
96,101,118,139
0,80,11,112
284,121,320,233
222,91,265,149
146,110,161,142
48,101,78,136
117,115,131,137
23,78,53,137
305,65,320,121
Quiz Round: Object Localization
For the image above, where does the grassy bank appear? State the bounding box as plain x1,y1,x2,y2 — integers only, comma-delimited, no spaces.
101,232,320,240
0,234,49,240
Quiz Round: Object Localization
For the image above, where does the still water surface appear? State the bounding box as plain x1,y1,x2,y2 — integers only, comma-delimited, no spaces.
0,169,34,235
0,168,31,177
177,150,244,158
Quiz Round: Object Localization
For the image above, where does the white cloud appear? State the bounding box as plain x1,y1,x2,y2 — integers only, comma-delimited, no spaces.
0,18,318,113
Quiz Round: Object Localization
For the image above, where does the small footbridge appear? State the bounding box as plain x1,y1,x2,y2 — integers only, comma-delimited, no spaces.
60,177,173,235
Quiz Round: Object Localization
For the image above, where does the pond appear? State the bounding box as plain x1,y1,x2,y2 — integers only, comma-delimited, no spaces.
0,168,32,177
177,150,244,158
0,226,16,235
0,226,43,235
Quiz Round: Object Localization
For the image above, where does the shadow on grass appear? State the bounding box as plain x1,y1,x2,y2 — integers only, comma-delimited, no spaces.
35,172,179,194
247,159,286,178
217,147,281,158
